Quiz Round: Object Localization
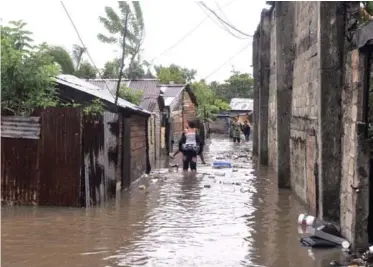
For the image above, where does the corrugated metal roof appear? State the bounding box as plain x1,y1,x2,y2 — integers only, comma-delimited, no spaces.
87,79,160,112
140,98,157,111
1,116,41,139
163,97,175,106
56,75,150,114
229,98,254,111
159,84,185,97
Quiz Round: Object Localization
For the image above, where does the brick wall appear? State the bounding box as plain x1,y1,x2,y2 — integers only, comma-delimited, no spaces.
183,90,197,128
130,115,147,183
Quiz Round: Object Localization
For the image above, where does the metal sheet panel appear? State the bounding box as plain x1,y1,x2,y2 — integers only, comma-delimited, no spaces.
1,116,41,139
38,108,82,206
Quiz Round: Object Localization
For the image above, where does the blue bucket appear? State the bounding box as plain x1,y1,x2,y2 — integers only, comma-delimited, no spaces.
212,161,232,168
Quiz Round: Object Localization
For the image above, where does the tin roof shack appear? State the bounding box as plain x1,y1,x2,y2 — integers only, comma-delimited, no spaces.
229,98,254,123
159,83,198,153
87,78,164,166
55,75,151,206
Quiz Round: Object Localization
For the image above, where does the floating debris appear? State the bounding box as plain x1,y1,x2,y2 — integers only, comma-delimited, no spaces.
204,184,211,188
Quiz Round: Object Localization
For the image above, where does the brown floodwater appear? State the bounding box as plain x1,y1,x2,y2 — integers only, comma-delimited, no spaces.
1,137,342,267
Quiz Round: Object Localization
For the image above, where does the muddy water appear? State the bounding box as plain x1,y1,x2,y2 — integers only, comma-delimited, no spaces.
2,137,341,267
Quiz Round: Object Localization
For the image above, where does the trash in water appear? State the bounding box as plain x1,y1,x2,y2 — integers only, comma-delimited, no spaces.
232,169,238,172
138,185,146,190
212,161,232,169
297,214,350,249
214,172,226,176
208,175,215,179
204,184,211,188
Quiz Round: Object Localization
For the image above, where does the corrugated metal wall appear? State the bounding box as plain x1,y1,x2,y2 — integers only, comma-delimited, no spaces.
38,108,82,206
82,115,105,206
1,108,82,206
1,108,149,207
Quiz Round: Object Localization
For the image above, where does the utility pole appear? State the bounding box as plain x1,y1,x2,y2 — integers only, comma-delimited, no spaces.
114,11,130,107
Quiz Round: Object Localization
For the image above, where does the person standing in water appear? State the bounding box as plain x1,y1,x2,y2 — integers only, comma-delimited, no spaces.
242,120,252,142
170,124,206,164
176,120,204,172
231,117,242,143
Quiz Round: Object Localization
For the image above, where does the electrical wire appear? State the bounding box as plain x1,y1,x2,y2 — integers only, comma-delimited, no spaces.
149,0,237,64
203,43,250,80
196,2,247,40
198,1,253,38
60,1,115,98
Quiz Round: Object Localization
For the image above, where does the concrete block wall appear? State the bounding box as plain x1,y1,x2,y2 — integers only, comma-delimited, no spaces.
290,1,320,208
341,45,370,246
253,2,370,247
268,7,278,171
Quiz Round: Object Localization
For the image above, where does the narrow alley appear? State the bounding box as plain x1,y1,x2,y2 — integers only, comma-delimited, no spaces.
2,137,341,267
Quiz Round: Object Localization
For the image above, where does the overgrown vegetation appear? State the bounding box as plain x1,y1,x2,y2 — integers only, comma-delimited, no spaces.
1,21,59,115
83,99,105,116
1,21,108,116
118,86,143,105
192,81,231,121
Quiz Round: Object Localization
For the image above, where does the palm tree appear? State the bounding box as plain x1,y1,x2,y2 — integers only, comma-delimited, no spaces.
97,2,144,74
72,44,86,70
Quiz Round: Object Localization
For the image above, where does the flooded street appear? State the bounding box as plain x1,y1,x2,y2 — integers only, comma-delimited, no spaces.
2,136,340,267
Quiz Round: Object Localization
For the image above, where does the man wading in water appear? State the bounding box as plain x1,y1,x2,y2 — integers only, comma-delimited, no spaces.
170,120,205,172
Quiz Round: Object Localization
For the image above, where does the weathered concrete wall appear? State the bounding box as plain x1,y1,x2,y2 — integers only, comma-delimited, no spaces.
253,1,371,246
252,28,260,156
268,7,278,170
290,1,320,208
258,10,271,165
275,2,294,188
340,2,371,247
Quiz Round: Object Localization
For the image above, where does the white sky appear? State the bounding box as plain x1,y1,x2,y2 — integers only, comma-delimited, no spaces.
1,0,266,82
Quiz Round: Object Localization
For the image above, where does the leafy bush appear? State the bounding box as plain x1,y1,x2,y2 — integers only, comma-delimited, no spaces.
1,21,59,116
118,85,143,105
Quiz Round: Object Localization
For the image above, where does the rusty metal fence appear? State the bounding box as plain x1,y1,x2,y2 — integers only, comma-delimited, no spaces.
1,108,132,207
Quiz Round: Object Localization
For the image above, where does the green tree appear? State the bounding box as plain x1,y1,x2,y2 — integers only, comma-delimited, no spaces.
2,20,34,51
102,58,121,78
1,22,59,115
98,2,145,74
118,85,143,105
211,71,254,102
155,64,196,84
46,46,75,74
75,61,97,79
46,45,96,78
192,81,230,121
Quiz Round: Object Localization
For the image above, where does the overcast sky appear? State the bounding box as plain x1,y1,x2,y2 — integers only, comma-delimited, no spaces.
1,0,266,82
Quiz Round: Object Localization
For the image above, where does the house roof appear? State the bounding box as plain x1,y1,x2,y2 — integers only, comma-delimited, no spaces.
159,84,186,97
56,75,151,115
86,78,160,112
229,98,254,111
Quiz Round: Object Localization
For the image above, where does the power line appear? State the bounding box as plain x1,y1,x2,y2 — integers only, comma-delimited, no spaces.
149,0,236,64
199,1,253,38
196,2,247,40
60,1,115,98
203,43,250,80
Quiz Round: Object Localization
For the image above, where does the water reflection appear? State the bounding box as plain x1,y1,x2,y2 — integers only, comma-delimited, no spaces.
2,137,341,267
